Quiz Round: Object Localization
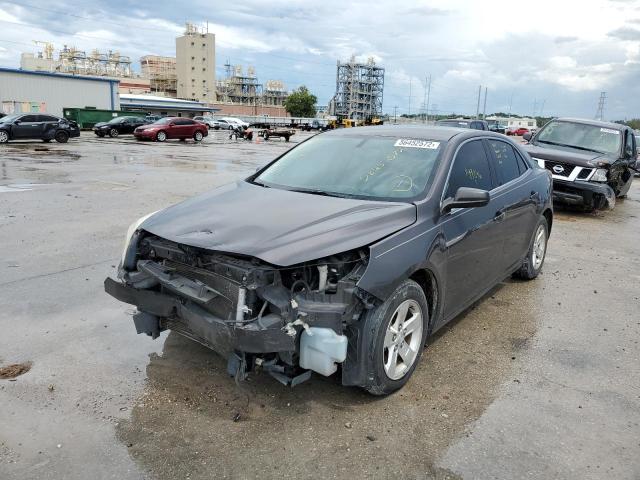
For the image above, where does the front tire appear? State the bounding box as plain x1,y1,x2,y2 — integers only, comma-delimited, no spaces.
54,131,69,143
109,128,119,138
361,279,429,396
514,217,548,280
194,131,203,142
156,131,167,142
0,130,9,143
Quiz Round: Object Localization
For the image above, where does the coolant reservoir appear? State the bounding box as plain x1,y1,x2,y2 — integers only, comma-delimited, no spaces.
299,327,348,377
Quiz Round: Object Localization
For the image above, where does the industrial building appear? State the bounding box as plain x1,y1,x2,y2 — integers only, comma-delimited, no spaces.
20,43,150,94
176,23,216,101
140,55,177,96
0,67,119,117
331,56,384,121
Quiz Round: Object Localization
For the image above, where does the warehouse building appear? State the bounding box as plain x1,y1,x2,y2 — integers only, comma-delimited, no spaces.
0,67,119,117
176,23,216,102
119,94,218,117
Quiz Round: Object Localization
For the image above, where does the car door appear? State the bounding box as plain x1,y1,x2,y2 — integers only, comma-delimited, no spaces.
616,129,636,196
13,115,40,139
486,138,538,273
440,138,502,320
38,115,60,139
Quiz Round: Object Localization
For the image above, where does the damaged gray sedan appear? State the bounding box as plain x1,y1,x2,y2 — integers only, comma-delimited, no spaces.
105,126,553,394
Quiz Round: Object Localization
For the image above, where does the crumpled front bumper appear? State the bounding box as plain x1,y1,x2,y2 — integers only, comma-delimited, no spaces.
104,277,296,357
552,179,615,209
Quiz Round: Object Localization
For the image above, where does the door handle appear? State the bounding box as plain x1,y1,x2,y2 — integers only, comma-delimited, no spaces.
530,191,539,200
494,209,506,221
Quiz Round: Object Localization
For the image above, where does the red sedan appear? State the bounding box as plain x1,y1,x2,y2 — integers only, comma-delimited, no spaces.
507,127,530,136
134,117,208,142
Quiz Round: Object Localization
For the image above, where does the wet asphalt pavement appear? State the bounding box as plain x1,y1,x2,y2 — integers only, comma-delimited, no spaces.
0,130,639,480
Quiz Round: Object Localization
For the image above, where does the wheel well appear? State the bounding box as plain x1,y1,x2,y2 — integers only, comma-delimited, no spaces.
409,269,438,325
543,208,553,235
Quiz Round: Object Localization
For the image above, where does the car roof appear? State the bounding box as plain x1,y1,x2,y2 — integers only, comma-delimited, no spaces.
322,125,501,141
555,117,627,131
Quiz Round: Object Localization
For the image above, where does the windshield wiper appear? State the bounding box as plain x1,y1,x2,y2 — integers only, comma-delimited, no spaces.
537,140,605,154
286,187,353,198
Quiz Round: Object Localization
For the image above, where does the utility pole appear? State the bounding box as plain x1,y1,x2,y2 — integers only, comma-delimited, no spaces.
595,92,606,121
476,85,482,119
425,74,431,123
482,87,488,120
539,99,546,117
508,92,514,116
408,78,412,117
393,105,398,124
532,99,537,117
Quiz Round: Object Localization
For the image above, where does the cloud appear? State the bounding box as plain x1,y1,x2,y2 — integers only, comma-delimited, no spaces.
608,27,640,40
0,0,639,118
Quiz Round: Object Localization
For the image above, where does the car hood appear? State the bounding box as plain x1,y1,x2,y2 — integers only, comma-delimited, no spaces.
94,122,111,129
523,143,616,167
140,181,417,266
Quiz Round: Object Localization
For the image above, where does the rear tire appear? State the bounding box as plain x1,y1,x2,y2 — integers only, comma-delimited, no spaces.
514,217,548,280
360,279,429,396
156,131,167,142
194,131,203,142
109,128,119,138
264,133,269,141
54,131,69,143
0,130,8,143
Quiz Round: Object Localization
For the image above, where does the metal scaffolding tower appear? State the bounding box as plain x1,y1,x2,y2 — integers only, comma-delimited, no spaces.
595,92,606,121
333,56,384,120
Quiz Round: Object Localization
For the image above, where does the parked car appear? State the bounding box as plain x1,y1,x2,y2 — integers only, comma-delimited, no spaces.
301,120,327,131
217,117,250,130
93,116,148,138
133,117,208,142
105,126,552,395
435,119,489,130
193,116,217,128
0,113,80,143
487,122,507,134
144,115,163,123
507,127,530,136
522,117,639,210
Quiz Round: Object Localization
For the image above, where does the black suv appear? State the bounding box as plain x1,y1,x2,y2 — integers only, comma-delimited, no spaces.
435,119,489,130
0,113,80,143
523,118,639,210
93,116,148,138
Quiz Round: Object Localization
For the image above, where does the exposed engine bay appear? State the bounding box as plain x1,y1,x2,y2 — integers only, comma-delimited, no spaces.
106,232,372,386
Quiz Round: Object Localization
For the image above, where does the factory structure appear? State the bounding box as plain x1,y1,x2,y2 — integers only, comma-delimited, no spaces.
14,23,290,117
5,23,386,123
329,56,385,122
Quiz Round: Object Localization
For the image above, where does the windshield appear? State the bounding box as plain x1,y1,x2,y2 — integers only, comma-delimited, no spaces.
1,114,22,123
109,117,128,124
153,118,173,125
255,135,443,200
534,120,621,155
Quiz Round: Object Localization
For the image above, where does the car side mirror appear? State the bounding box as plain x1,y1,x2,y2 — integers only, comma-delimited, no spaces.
14,120,21,124
522,132,532,142
441,187,490,214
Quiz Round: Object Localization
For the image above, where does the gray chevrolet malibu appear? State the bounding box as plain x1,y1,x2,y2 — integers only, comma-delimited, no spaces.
105,126,553,395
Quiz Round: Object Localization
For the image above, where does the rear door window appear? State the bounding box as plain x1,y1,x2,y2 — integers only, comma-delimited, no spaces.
487,139,523,185
446,140,495,197
21,115,38,122
39,115,59,122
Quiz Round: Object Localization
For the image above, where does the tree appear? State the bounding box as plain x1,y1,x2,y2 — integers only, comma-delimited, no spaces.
284,86,317,117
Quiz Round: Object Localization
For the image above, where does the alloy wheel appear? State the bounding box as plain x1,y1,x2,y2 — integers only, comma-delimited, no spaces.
383,299,424,380
0,131,8,143
532,224,547,270
157,131,166,142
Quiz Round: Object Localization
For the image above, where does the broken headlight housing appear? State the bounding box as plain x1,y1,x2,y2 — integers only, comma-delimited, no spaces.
120,211,159,270
590,168,608,182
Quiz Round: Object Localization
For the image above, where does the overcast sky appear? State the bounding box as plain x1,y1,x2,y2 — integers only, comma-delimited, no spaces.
1,0,639,119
